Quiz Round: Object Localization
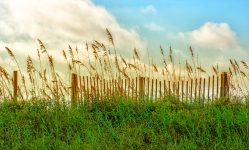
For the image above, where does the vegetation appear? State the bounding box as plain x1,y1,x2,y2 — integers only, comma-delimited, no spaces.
1,97,249,149
1,29,249,101
1,28,249,149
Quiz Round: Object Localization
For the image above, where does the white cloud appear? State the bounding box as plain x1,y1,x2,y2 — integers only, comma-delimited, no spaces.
190,22,240,51
141,5,157,15
167,22,249,70
145,23,164,32
170,22,242,52
0,0,146,63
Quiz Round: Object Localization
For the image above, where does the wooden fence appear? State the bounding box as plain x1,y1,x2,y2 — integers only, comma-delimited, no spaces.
70,72,229,104
10,71,229,104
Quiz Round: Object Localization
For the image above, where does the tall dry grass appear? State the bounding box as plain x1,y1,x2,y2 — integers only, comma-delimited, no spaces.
0,28,249,101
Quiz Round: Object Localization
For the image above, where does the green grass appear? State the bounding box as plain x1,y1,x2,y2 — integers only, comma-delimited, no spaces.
1,97,249,149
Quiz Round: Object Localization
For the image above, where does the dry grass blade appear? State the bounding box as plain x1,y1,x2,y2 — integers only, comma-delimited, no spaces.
134,48,140,60
229,67,233,76
160,45,164,57
68,45,74,59
75,46,78,54
189,46,194,57
86,43,89,52
234,59,240,70
48,55,54,68
90,64,96,71
121,56,127,67
240,70,247,78
5,47,14,57
94,40,102,48
106,28,114,46
212,66,218,75
128,63,138,70
169,46,173,63
27,56,35,72
152,64,158,72
62,50,67,60
230,59,238,74
197,66,206,73
241,61,249,69
37,39,46,52
37,49,41,59
72,60,82,64
0,66,9,80
186,61,193,75
122,68,129,78
115,57,122,74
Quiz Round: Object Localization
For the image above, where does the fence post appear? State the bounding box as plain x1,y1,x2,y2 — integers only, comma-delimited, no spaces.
13,71,18,102
71,73,78,105
139,77,145,101
220,72,229,98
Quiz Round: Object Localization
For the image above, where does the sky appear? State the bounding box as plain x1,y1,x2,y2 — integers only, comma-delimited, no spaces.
92,0,249,64
0,0,249,70
93,0,249,44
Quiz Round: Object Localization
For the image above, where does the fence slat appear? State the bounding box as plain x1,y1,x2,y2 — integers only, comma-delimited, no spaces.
212,75,214,101
190,79,193,103
199,78,202,101
13,71,18,102
186,81,188,101
71,73,78,105
173,82,175,96
132,78,134,100
220,72,229,98
168,81,171,96
181,80,184,102
155,79,158,100
216,76,219,99
83,76,86,101
97,77,99,101
100,79,102,101
224,72,229,97
147,77,150,99
208,77,210,101
139,77,145,101
194,78,197,101
136,77,138,101
79,76,82,102
164,80,166,98
86,76,89,101
177,81,180,100
103,79,106,99
124,78,127,97
128,78,130,99
107,80,109,99
203,78,206,102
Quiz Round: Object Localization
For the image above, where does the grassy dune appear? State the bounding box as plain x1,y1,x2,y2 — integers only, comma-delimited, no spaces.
1,97,249,149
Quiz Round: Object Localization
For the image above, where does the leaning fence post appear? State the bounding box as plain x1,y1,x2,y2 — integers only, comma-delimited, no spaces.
71,73,78,105
13,71,18,102
220,72,229,98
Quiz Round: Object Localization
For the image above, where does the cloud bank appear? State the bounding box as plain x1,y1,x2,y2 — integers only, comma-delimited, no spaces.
0,0,146,61
169,22,242,52
190,22,240,51
167,22,247,69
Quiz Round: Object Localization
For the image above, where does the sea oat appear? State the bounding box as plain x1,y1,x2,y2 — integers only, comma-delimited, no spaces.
106,28,114,46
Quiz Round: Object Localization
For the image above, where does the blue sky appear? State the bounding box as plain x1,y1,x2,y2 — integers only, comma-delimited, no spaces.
93,0,249,46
